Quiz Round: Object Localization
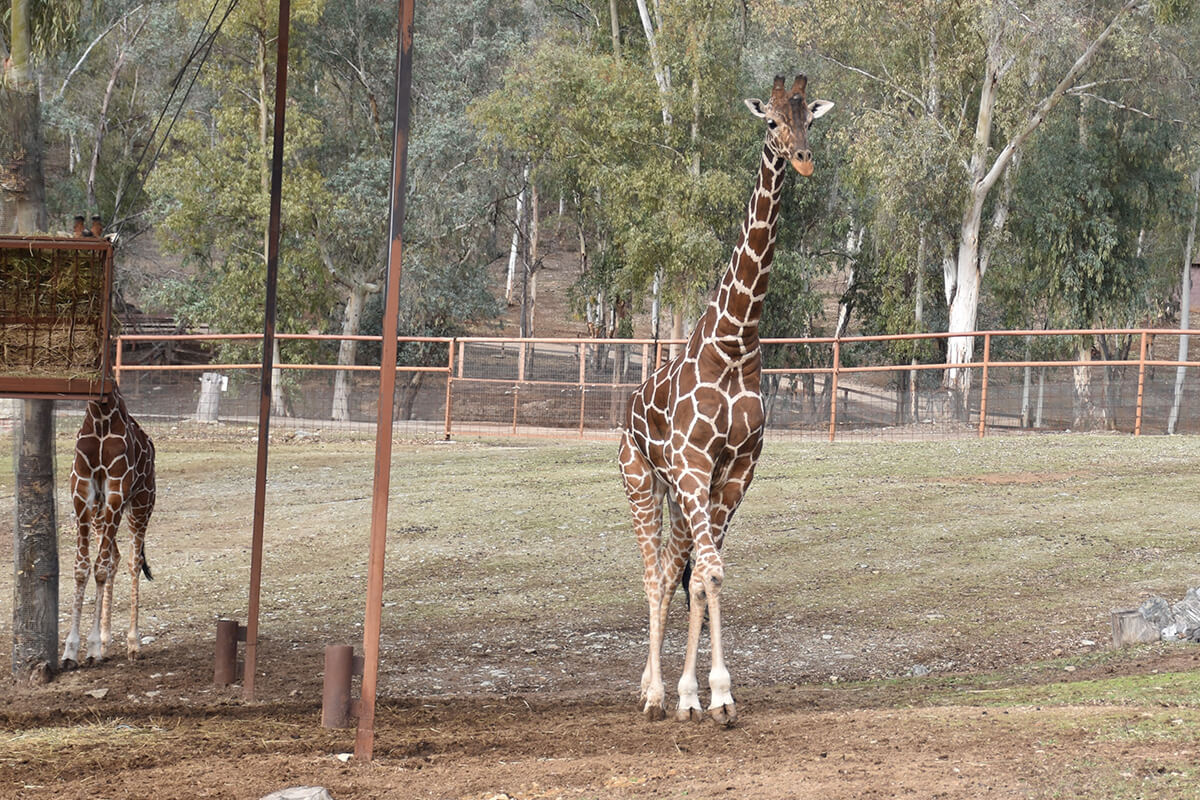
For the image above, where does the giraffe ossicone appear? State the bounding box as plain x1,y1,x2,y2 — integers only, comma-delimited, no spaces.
62,383,157,668
619,74,832,724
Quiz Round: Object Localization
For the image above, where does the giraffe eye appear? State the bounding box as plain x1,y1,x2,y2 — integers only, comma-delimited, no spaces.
766,118,778,129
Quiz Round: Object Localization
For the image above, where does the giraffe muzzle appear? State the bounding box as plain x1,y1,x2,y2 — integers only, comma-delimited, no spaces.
791,156,814,177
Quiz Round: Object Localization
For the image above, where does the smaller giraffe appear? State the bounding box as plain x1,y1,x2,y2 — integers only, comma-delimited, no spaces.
62,383,157,667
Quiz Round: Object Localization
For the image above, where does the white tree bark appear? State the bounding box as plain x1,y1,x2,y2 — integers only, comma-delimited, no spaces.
945,0,1139,401
1168,166,1200,434
634,0,671,125
331,283,372,421
505,166,528,305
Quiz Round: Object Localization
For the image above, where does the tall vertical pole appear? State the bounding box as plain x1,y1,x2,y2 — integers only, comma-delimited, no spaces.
244,0,291,700
355,0,415,761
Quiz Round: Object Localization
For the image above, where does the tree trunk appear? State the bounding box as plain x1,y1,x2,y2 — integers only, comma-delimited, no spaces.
608,0,621,58
271,340,288,417
1072,341,1104,430
86,11,147,213
1168,166,1200,434
12,399,57,682
944,1,1137,405
528,183,539,336
2,0,48,234
332,283,370,421
1020,336,1033,428
398,371,424,421
8,0,56,683
505,166,527,305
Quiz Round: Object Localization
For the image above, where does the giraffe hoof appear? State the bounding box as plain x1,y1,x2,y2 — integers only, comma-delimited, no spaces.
675,707,705,723
61,658,79,671
643,703,667,722
709,703,738,727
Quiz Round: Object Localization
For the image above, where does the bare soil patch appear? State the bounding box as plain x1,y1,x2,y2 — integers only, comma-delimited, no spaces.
4,433,1200,799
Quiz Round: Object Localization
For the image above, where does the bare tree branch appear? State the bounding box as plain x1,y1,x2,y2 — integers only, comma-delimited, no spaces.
56,4,145,101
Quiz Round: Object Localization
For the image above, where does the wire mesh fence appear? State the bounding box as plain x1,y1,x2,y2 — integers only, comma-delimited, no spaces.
20,329,1198,441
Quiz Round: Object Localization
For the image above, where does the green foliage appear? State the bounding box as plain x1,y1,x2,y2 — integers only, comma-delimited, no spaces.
998,98,1185,331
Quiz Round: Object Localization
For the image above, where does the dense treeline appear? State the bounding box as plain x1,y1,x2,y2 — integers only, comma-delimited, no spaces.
3,0,1198,422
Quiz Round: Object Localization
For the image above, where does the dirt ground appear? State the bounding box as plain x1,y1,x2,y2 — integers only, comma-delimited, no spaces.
5,433,1200,799
6,641,1200,800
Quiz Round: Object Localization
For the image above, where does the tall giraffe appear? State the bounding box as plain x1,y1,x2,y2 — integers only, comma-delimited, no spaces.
62,383,157,667
618,75,832,723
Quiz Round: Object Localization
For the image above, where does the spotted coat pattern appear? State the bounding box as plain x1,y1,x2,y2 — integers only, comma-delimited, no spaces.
62,384,157,666
618,75,833,723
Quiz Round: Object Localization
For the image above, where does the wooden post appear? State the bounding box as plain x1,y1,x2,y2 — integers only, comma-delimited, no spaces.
443,338,455,440
12,399,57,682
578,342,587,437
828,340,841,442
977,333,991,438
513,340,525,434
1134,331,1148,436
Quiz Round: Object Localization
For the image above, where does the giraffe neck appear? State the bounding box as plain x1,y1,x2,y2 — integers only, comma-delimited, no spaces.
697,141,788,356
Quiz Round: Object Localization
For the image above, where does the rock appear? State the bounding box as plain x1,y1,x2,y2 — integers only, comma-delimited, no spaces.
1171,588,1200,633
1139,596,1173,630
260,789,335,800
909,664,931,677
85,688,109,699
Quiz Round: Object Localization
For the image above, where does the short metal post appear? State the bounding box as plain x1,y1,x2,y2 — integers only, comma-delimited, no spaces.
322,644,363,728
214,618,244,686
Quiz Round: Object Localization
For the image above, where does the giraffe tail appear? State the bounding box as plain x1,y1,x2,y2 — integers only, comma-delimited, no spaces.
140,545,153,581
680,557,692,610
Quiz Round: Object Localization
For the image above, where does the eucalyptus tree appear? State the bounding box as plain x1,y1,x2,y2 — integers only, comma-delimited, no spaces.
306,0,522,418
479,0,788,348
780,0,1162,414
147,0,332,414
997,97,1184,428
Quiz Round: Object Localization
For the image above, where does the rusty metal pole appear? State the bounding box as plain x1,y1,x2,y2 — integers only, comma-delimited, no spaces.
244,0,291,700
355,0,415,761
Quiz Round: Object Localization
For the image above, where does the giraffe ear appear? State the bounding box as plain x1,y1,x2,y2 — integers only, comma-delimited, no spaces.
744,98,769,118
809,99,834,120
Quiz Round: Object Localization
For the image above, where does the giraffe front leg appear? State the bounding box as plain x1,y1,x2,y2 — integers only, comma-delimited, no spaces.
704,568,736,726
62,561,90,669
661,499,702,723
676,567,706,723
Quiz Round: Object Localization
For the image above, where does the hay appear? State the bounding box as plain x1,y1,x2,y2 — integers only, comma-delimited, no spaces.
0,244,107,380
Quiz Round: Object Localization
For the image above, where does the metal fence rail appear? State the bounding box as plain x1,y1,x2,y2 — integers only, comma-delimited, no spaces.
85,328,1200,441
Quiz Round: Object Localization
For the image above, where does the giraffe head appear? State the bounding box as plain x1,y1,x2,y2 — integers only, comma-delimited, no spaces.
744,74,833,177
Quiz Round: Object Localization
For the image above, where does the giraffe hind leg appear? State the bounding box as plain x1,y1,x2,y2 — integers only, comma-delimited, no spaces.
126,505,153,660
619,432,669,720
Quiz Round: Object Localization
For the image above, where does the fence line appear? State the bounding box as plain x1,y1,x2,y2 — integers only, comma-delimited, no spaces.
106,328,1200,441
